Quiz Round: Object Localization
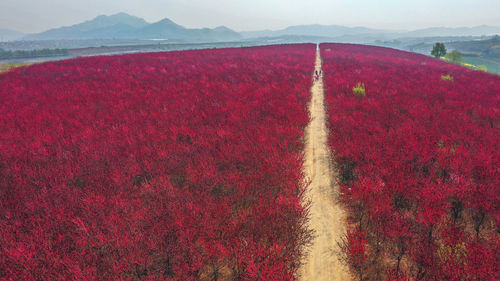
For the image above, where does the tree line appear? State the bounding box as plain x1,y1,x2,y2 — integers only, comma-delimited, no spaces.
0,48,69,59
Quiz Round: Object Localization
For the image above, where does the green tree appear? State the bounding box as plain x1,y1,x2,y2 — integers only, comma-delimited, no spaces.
431,43,447,58
447,50,464,64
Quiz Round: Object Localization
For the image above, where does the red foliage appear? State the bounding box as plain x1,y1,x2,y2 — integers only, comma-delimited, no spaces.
342,229,369,281
321,43,500,280
0,44,315,280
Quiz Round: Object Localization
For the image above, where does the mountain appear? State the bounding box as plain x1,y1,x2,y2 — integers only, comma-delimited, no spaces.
0,28,24,42
22,13,242,42
448,35,500,56
135,18,241,41
136,18,187,39
242,24,500,41
13,13,500,44
68,12,148,30
404,25,500,38
211,26,244,41
23,13,148,40
241,24,390,39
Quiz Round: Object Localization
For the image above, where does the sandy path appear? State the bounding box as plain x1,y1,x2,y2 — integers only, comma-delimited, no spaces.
298,49,351,281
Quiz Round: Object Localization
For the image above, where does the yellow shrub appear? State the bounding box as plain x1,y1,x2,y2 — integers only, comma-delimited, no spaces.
441,74,454,81
353,82,366,97
437,242,467,266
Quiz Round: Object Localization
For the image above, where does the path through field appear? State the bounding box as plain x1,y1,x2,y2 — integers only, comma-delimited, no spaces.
299,49,351,281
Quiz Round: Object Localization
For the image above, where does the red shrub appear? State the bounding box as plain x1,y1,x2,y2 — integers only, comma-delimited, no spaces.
0,44,315,280
321,43,500,280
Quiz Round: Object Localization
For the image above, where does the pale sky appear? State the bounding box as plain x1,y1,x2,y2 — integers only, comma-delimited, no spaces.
1,0,499,33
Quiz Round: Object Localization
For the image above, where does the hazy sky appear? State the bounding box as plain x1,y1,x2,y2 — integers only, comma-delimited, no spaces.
1,0,499,33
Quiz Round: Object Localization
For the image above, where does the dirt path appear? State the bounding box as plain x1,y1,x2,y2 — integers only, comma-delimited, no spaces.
299,49,351,281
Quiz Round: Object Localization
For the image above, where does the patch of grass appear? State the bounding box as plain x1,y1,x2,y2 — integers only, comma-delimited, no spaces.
0,64,25,74
443,55,499,74
441,74,454,82
462,56,500,75
353,82,366,97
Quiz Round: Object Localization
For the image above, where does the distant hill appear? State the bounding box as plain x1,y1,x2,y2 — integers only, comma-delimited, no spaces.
23,13,148,40
135,18,241,41
137,18,185,39
22,13,242,42
241,24,390,39
242,24,500,41
8,13,500,44
382,35,500,56
0,28,24,42
371,35,500,75
404,25,500,37
447,35,500,57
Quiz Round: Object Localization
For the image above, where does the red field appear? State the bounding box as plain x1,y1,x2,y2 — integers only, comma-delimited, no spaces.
321,43,499,280
0,44,315,280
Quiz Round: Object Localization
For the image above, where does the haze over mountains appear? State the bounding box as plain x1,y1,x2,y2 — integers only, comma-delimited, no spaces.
0,28,24,41
2,13,500,43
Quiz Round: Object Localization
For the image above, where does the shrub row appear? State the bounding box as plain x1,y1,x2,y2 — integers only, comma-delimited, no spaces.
321,43,499,281
0,44,316,280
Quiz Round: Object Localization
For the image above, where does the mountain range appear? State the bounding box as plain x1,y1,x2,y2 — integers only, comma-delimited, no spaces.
2,13,500,43
21,13,242,42
241,25,500,42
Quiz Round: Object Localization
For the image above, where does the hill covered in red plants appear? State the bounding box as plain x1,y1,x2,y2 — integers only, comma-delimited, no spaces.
321,43,499,281
0,44,316,280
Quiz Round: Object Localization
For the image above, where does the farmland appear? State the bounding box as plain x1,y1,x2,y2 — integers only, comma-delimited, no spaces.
0,42,498,281
0,44,315,280
321,43,499,280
